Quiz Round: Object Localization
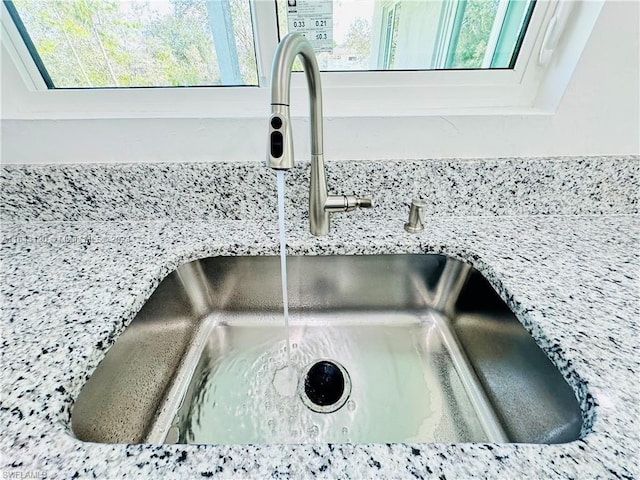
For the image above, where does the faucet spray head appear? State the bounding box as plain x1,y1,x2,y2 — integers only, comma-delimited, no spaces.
267,105,294,170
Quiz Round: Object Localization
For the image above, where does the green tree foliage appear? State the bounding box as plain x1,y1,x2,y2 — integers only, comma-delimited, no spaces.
228,0,257,84
450,0,499,69
12,0,257,87
148,0,221,85
344,17,370,58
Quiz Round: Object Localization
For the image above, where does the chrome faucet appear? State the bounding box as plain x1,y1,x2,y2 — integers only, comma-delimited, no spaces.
267,33,372,236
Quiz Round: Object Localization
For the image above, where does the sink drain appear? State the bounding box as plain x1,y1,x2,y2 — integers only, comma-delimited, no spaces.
300,360,351,413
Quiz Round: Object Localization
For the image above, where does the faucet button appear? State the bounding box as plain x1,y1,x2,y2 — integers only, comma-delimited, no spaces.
271,117,283,129
270,132,284,158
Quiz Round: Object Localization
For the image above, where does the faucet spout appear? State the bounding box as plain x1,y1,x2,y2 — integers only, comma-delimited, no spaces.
267,33,372,236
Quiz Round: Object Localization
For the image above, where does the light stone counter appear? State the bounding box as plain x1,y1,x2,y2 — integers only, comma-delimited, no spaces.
1,157,638,479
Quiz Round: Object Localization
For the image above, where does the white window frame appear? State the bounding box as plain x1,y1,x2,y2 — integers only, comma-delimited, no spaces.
0,0,604,120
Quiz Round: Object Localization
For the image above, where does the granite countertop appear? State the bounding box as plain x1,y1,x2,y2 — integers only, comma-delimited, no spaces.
1,157,638,479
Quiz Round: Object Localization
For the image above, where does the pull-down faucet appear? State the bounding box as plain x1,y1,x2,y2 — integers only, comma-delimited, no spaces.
267,33,372,236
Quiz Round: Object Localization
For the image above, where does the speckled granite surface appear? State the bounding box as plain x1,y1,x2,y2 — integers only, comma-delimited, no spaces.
1,157,639,479
1,156,638,222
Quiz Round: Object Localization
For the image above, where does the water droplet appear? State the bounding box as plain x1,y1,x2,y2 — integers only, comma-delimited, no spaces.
268,419,275,428
341,427,349,436
269,357,275,363
292,343,298,349
290,429,300,438
347,400,356,411
307,425,319,437
265,401,271,409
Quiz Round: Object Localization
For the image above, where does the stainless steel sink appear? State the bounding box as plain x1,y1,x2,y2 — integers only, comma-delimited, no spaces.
71,254,583,445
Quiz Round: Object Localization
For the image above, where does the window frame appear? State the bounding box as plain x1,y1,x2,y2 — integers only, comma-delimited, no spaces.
0,0,605,120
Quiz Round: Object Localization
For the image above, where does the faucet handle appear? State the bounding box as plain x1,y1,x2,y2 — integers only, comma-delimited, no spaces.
404,198,427,233
355,197,373,209
325,195,374,213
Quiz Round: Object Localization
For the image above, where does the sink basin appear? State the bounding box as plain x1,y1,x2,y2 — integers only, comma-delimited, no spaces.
72,254,583,445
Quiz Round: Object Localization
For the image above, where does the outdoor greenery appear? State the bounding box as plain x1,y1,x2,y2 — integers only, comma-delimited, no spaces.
12,0,258,87
273,0,509,71
10,0,521,88
450,0,499,68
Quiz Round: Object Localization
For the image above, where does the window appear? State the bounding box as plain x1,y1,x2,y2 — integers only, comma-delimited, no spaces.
4,0,258,87
276,0,534,72
0,0,605,117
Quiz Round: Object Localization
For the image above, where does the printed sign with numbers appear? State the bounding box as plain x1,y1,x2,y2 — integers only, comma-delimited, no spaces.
286,0,333,53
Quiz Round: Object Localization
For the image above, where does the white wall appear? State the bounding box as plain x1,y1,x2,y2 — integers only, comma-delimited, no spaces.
1,0,638,165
